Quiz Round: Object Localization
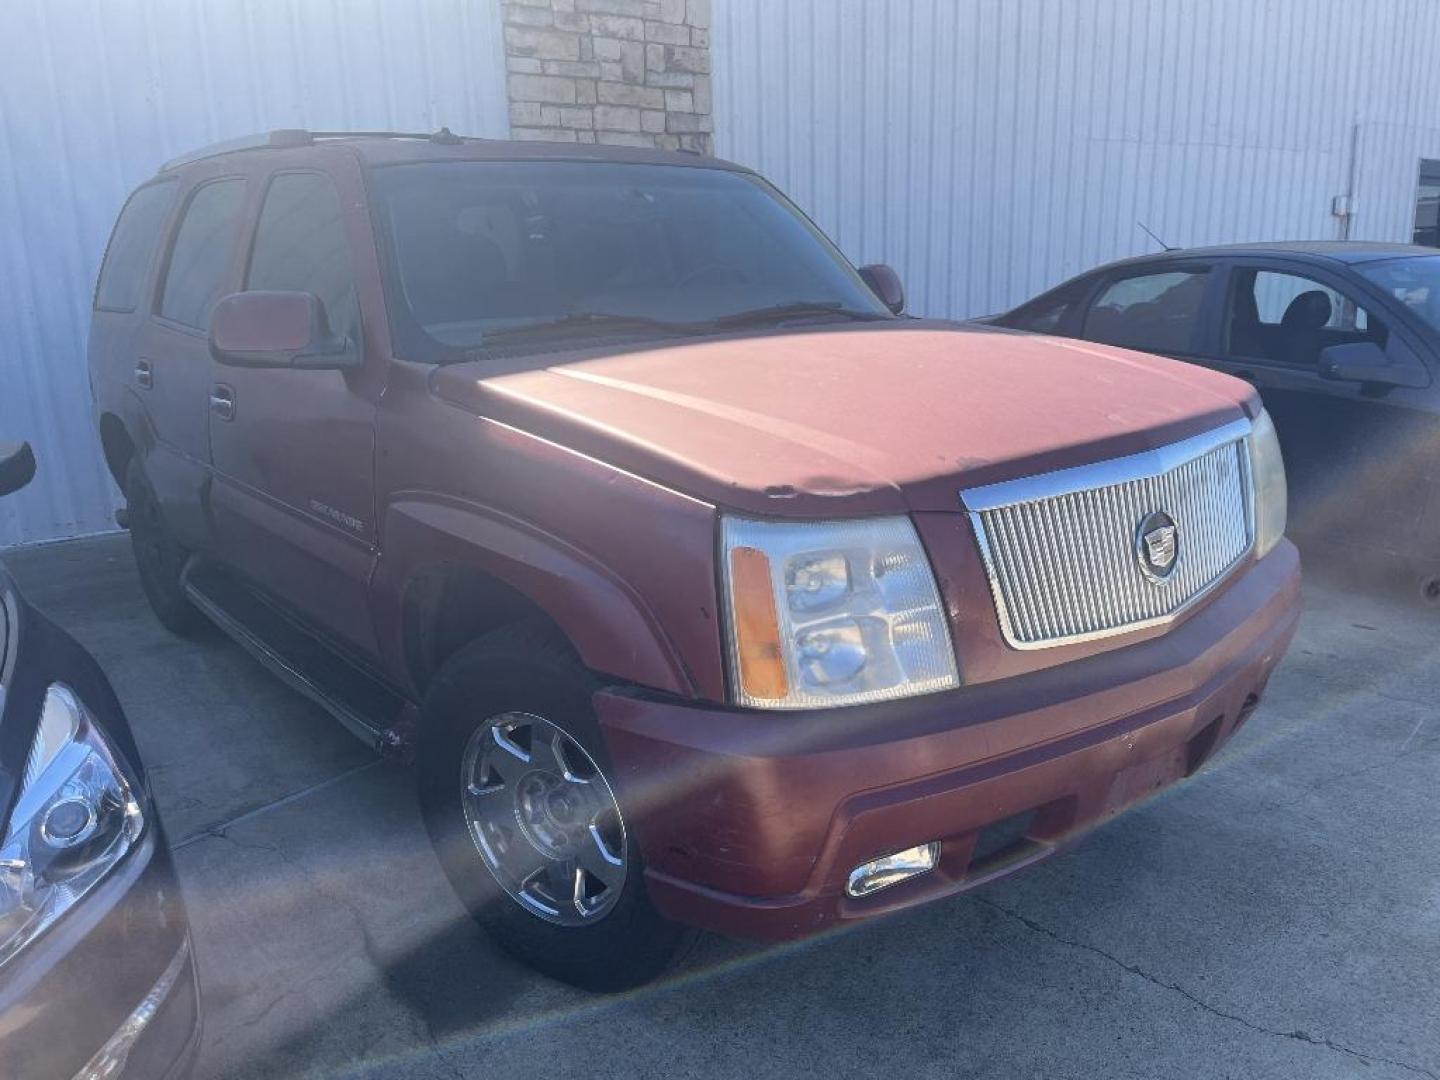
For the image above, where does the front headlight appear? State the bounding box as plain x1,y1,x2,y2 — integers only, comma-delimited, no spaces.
720,515,960,709
0,684,145,967
1249,409,1288,559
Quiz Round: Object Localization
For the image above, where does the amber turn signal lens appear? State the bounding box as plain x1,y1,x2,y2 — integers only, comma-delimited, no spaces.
728,546,789,700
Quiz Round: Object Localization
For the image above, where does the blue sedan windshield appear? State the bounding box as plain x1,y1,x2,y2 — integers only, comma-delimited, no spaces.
1356,255,1440,335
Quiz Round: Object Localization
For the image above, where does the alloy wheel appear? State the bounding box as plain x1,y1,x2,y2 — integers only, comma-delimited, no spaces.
460,711,627,926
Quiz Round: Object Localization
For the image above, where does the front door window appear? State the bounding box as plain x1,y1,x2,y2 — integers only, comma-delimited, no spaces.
1224,269,1386,368
246,172,358,336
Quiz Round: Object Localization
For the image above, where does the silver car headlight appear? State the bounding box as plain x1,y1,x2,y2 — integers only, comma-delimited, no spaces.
0,684,145,968
1248,409,1288,559
720,515,960,709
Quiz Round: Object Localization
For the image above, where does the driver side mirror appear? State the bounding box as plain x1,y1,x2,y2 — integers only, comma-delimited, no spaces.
0,441,36,498
1318,342,1422,389
209,291,360,370
859,264,906,315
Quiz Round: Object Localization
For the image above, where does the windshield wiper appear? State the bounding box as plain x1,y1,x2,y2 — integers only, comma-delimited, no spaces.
480,311,695,344
463,303,884,356
708,301,888,329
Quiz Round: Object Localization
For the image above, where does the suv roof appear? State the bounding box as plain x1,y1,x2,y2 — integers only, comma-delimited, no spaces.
159,128,748,174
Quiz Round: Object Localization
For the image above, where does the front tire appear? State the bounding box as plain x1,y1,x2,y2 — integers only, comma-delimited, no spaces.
124,457,206,637
418,623,690,991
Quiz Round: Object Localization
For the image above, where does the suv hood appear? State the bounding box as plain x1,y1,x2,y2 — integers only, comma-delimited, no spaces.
432,322,1259,516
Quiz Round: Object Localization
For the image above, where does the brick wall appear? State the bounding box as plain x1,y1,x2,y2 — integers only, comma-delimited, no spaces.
502,0,712,153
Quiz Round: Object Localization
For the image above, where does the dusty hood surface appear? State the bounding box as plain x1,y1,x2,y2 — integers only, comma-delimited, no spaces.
432,322,1259,516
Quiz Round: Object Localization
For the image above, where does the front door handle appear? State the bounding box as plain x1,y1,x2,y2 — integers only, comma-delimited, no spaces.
210,384,235,422
135,359,153,390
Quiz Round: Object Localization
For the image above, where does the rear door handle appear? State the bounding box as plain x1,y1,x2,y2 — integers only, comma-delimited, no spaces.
134,359,153,390
210,384,235,422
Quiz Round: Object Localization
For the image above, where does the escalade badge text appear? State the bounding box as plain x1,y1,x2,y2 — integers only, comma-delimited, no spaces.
1135,511,1179,583
309,499,365,534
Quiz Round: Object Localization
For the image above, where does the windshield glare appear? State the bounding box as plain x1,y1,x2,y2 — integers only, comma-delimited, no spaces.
1356,255,1440,335
372,161,888,355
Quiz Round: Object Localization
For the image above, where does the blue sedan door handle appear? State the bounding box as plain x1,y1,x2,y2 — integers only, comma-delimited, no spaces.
210,384,236,422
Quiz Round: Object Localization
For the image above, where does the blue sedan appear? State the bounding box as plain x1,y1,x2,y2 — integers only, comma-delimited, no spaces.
993,243,1440,595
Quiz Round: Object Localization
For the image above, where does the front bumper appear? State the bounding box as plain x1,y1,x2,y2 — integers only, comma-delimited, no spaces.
0,824,201,1080
597,541,1301,940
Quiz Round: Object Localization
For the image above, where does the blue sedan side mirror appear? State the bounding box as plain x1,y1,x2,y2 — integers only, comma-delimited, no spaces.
1319,342,1427,390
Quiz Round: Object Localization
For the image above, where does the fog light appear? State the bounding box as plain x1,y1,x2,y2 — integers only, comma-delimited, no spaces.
845,842,940,898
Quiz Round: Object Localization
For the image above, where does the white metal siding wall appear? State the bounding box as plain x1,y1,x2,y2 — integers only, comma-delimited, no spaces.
0,0,508,547
714,0,1440,321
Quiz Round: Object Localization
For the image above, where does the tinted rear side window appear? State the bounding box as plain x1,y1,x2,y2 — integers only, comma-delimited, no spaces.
159,178,247,329
246,172,358,335
95,180,177,312
1002,277,1091,333
1082,269,1209,354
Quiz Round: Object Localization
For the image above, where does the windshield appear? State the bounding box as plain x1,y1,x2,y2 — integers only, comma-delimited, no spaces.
1355,255,1440,335
369,161,889,358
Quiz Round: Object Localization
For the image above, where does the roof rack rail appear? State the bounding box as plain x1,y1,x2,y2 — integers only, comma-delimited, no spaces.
304,127,466,144
159,127,468,171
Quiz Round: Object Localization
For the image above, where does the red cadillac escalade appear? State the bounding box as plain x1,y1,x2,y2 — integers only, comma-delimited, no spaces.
88,129,1300,989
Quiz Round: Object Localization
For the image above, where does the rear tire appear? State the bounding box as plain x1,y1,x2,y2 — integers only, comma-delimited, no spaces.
418,622,690,991
124,458,207,637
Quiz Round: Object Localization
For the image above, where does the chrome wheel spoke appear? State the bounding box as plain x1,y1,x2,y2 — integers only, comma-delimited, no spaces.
487,725,531,784
517,865,562,917
578,824,625,891
465,759,505,798
553,733,589,783
526,729,566,777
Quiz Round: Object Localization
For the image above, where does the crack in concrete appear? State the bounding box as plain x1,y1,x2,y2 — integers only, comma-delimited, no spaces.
1400,716,1429,753
977,897,1438,1080
191,827,469,1079
200,831,385,1055
1367,687,1440,716
170,761,383,851
210,949,358,1048
168,761,473,1078
415,1014,467,1080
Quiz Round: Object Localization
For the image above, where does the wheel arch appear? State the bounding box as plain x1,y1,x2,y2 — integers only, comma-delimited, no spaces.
98,412,135,490
400,562,572,695
378,497,698,702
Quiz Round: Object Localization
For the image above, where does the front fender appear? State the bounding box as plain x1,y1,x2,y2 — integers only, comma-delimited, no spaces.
371,495,708,699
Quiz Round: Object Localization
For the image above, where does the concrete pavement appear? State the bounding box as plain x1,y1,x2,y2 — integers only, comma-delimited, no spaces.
6,533,1437,1080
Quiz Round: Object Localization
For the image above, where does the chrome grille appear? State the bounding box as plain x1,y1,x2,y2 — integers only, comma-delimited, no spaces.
963,421,1254,648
